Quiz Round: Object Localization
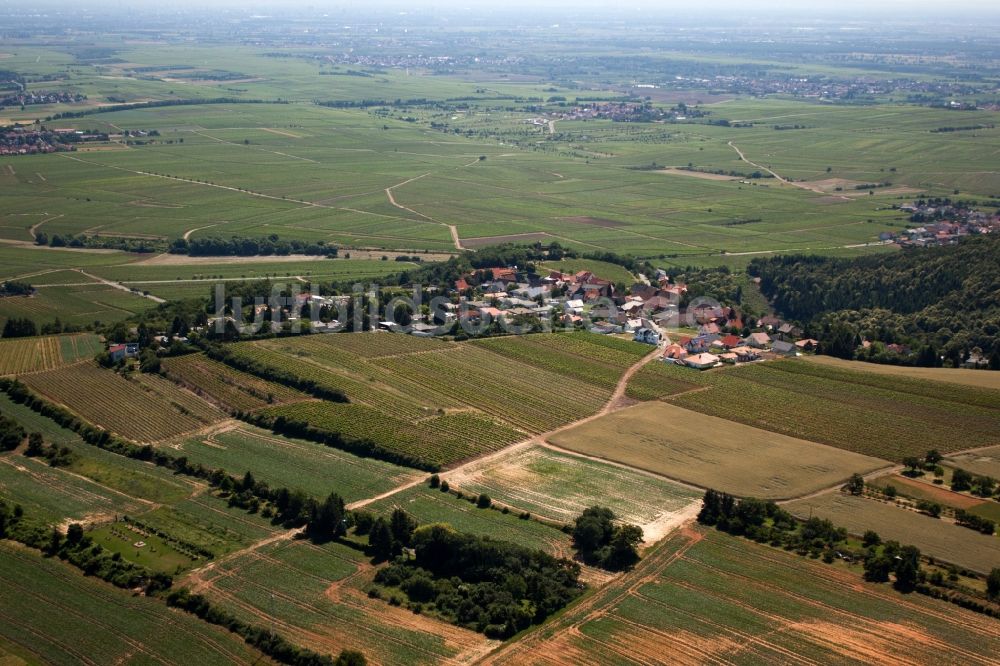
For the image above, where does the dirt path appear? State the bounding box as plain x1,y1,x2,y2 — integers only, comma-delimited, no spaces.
28,214,62,242
182,526,302,593
347,347,663,511
74,268,167,304
384,173,463,251
728,140,848,199
183,223,221,241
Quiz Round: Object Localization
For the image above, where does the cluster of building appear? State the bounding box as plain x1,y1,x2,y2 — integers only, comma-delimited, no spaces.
0,127,108,156
528,101,702,125
891,202,1000,247
0,91,86,108
661,74,990,103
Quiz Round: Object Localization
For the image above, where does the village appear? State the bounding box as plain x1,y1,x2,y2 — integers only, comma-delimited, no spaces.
194,263,813,373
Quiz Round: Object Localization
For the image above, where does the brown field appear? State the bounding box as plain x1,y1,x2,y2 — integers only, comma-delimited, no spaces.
481,526,1000,666
945,445,1000,478
802,354,1000,391
548,401,889,500
870,473,987,511
785,491,1000,573
656,168,737,181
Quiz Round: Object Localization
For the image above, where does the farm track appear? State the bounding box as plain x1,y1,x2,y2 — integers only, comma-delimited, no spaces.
383,172,464,250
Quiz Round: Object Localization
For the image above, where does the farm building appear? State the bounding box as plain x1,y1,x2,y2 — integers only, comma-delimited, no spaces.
772,340,797,357
745,332,772,349
633,327,661,345
685,352,721,370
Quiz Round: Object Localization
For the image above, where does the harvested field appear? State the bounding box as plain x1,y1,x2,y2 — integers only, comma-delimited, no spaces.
23,363,225,442
482,527,1000,666
549,401,889,500
945,445,1000,479
785,491,1000,573
653,359,1000,461
443,444,701,541
657,168,738,181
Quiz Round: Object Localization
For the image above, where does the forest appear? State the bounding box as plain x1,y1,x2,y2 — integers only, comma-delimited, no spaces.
749,235,1000,367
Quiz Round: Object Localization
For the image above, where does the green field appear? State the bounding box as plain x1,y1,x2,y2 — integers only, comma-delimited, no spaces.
192,536,492,665
364,485,573,557
231,332,652,466
550,401,889,500
786,492,1000,574
172,425,423,503
491,527,1000,664
641,359,1000,462
0,542,268,665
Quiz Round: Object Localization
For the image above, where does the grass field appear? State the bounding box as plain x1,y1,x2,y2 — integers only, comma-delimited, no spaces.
538,258,636,284
171,424,423,503
22,363,225,442
444,444,701,539
549,401,888,500
643,359,1000,462
190,536,493,665
0,333,101,376
0,453,152,525
484,527,1000,665
0,542,268,665
364,485,574,557
0,286,156,329
785,492,1000,574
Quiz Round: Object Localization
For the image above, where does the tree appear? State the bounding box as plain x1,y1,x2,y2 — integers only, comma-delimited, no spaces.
863,552,893,583
389,508,417,547
305,492,347,543
925,449,942,466
988,568,1000,600
368,517,396,561
335,649,367,666
893,545,921,592
846,473,865,495
66,523,85,547
25,432,44,457
862,530,881,548
476,493,492,509
951,468,973,492
2,317,37,339
604,524,643,570
428,474,440,489
902,457,922,475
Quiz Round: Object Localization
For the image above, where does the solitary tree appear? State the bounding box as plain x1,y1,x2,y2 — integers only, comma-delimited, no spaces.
846,473,865,496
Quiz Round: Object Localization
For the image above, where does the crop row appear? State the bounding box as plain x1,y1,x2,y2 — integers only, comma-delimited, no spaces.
375,346,609,433
260,401,517,466
660,361,990,461
0,335,64,375
22,363,223,442
472,334,634,390
162,354,307,412
228,343,436,421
